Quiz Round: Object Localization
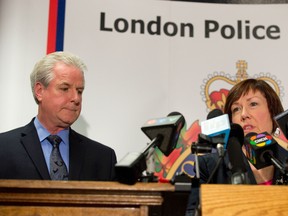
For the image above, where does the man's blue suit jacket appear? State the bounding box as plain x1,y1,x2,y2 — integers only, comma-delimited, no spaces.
0,119,117,181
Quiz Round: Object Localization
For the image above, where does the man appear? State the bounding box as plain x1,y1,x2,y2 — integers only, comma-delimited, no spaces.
0,51,117,181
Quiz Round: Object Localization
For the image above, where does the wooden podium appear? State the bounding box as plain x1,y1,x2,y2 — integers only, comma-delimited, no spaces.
0,179,188,216
201,184,288,215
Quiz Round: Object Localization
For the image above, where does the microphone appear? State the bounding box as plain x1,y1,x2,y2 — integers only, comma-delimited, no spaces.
244,132,278,170
207,108,223,120
115,112,185,184
200,109,231,149
192,109,226,155
141,112,185,156
226,123,248,184
274,109,288,139
198,109,229,183
244,132,288,183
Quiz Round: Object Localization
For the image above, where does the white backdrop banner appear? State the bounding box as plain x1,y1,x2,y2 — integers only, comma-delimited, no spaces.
1,0,288,179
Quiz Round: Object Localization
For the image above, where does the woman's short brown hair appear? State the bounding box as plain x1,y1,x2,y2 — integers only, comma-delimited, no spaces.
224,78,284,132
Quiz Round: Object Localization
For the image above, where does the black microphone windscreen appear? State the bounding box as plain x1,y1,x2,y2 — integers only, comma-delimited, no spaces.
229,123,244,145
227,136,247,173
227,124,246,173
168,111,186,125
207,109,223,120
246,132,257,136
168,111,181,116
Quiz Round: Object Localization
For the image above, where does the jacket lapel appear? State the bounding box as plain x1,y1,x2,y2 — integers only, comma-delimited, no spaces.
68,129,86,180
20,120,51,180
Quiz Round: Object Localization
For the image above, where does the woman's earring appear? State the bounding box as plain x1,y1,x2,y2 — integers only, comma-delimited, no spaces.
274,127,281,137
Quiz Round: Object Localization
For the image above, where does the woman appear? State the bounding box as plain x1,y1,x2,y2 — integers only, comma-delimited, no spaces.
224,78,286,185
186,78,288,216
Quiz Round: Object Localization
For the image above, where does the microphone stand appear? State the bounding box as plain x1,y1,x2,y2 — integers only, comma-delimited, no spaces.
115,136,161,185
140,137,162,182
264,153,288,185
191,141,213,181
191,134,226,184
190,134,226,216
191,142,206,216
206,143,225,183
191,138,221,216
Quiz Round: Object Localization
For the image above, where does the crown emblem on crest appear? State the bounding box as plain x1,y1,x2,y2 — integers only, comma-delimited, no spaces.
201,60,284,112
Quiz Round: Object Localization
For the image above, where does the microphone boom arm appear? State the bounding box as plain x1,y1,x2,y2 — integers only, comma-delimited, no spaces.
264,153,288,184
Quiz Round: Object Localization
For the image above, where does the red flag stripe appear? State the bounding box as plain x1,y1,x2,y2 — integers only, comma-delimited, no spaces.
47,0,58,54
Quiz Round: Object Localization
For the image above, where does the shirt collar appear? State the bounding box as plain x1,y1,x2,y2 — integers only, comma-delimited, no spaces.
34,117,69,145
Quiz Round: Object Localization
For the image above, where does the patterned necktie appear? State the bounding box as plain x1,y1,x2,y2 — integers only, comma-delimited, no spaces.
47,135,68,180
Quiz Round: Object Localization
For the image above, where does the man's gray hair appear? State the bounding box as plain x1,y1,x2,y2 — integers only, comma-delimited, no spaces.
30,51,87,104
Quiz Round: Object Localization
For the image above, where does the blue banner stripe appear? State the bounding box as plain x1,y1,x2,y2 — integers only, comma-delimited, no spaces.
56,0,66,51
